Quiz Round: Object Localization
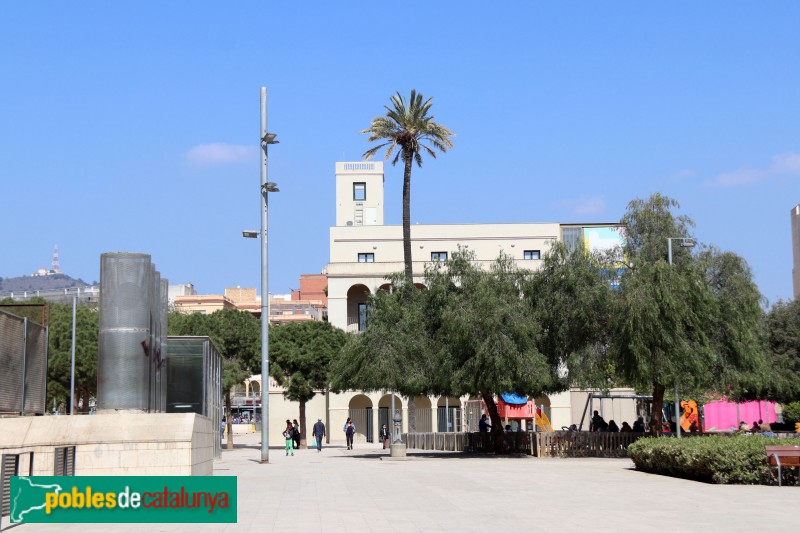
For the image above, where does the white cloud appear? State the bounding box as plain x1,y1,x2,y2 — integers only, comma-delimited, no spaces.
667,169,695,182
185,143,257,165
709,151,800,187
557,196,607,217
711,168,765,187
770,152,800,175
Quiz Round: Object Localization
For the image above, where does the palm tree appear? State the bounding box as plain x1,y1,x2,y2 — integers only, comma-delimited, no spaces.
361,90,455,281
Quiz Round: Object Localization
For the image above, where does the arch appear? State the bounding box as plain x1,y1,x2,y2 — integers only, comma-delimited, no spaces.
348,394,373,409
378,394,403,409
437,396,462,432
437,396,461,407
378,394,404,435
377,283,392,293
348,394,374,443
346,284,371,332
408,396,433,432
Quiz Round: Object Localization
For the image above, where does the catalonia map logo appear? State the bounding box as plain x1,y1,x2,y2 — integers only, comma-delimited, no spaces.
10,476,237,523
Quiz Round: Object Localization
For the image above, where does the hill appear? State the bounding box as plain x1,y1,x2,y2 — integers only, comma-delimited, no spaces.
0,273,93,294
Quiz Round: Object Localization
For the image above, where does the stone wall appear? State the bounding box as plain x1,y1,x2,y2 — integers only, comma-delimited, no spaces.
0,413,214,476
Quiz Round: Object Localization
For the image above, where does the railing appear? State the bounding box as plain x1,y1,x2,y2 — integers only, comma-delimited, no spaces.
536,431,646,458
403,432,467,451
465,432,535,454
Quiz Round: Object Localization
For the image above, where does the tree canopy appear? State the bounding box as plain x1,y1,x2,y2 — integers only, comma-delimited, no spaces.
269,320,348,446
47,302,98,413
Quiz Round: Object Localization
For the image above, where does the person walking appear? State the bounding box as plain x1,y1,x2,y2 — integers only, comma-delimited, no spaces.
312,417,326,452
292,419,301,449
283,420,294,456
343,418,356,450
379,423,391,449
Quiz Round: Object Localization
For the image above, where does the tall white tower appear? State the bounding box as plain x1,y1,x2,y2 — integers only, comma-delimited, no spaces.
335,162,384,227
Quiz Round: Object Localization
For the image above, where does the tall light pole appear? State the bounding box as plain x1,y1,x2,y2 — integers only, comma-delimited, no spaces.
259,87,279,463
667,237,696,439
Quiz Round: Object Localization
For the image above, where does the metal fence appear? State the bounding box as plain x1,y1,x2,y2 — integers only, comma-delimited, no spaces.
348,408,374,443
409,408,432,432
536,431,646,457
0,310,48,415
403,433,467,451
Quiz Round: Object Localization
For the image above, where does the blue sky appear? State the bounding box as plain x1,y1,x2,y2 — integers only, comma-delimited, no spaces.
1,2,798,304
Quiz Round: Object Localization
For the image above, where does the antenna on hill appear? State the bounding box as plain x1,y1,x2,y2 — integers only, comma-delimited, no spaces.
52,243,61,273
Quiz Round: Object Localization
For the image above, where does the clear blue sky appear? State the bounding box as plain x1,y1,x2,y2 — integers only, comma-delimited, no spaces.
1,2,798,304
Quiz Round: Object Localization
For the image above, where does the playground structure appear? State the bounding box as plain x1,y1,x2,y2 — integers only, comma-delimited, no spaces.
578,393,653,431
494,393,554,432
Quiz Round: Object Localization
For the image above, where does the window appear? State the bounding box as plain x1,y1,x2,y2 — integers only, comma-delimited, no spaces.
358,253,374,263
524,250,541,260
358,303,368,331
431,251,448,262
353,182,366,201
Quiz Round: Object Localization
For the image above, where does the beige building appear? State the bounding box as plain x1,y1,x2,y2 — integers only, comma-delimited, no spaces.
228,162,640,447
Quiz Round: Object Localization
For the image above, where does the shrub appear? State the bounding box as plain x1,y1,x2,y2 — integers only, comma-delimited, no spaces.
628,434,800,485
782,401,800,425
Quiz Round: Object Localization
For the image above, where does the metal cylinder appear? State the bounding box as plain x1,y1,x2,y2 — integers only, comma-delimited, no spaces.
97,252,152,411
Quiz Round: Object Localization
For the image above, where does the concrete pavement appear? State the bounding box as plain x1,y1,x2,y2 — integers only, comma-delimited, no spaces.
12,431,798,532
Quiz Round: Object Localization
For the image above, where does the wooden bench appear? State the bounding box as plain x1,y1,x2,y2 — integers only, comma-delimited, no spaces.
766,445,800,486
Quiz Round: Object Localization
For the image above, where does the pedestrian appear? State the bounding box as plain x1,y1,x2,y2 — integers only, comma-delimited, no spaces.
292,419,301,449
220,419,226,442
343,418,356,450
479,414,491,432
312,417,326,452
283,420,294,456
608,420,619,433
632,417,645,432
379,423,391,449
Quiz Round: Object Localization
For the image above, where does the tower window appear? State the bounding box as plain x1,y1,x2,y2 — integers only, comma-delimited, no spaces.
431,252,448,262
353,182,366,201
358,253,374,263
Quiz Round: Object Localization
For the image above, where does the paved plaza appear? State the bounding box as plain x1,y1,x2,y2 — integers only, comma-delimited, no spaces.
13,432,798,533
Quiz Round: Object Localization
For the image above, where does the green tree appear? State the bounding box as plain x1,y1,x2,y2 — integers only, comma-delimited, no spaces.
47,302,99,413
610,194,765,434
332,251,558,453
523,242,616,389
762,299,800,403
269,321,348,448
169,309,260,449
361,89,454,431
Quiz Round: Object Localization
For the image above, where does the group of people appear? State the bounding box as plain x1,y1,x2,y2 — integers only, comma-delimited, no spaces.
737,419,775,436
276,417,393,455
591,411,647,433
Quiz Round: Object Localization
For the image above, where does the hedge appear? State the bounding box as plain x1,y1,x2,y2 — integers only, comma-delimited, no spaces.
628,434,799,485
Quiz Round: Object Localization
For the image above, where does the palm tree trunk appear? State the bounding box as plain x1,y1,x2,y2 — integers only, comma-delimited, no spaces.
650,383,665,436
402,153,413,281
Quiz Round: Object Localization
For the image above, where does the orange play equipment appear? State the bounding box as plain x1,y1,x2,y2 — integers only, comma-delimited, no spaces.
679,400,699,432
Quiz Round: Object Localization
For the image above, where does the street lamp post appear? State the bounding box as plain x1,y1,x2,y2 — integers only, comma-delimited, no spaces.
667,237,696,439
257,87,279,463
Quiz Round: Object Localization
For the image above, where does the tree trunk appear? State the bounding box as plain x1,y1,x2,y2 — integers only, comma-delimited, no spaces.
650,383,665,436
225,392,234,450
481,390,509,454
299,400,307,449
407,397,416,433
402,153,413,282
